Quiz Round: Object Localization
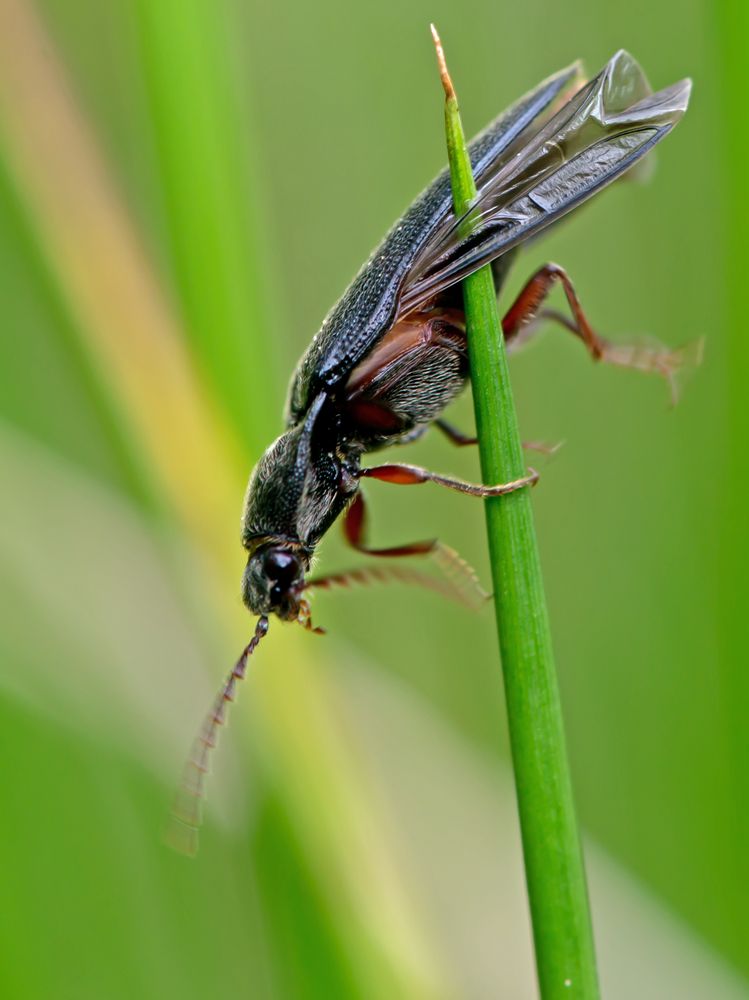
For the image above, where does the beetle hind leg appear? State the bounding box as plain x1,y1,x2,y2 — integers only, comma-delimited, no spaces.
502,262,701,403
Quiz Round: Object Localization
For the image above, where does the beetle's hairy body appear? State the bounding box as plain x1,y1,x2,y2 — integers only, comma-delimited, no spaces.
242,307,469,543
244,304,473,532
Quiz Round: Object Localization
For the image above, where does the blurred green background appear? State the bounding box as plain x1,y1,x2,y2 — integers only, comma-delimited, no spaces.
0,0,746,997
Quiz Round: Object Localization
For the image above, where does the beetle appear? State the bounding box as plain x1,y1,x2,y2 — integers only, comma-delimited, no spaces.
169,50,691,851
241,49,691,629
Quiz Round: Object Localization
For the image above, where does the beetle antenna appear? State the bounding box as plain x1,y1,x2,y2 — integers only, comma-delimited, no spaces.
165,615,269,856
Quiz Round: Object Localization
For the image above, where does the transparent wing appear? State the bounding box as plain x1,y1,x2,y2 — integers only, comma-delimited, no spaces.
398,51,691,317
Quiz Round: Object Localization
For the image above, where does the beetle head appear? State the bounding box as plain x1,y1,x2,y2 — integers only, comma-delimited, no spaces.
242,541,308,620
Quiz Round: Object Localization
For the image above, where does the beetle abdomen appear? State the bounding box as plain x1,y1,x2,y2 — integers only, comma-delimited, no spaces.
341,308,469,450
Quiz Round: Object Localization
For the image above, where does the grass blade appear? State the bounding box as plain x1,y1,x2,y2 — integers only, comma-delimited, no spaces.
431,27,599,999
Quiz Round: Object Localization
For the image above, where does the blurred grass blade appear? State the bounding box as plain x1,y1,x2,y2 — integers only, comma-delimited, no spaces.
432,27,599,999
0,0,244,571
715,0,749,959
134,0,279,445
251,633,456,998
0,4,461,993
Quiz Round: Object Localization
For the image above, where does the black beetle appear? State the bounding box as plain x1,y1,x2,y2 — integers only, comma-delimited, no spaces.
240,49,690,627
170,50,691,850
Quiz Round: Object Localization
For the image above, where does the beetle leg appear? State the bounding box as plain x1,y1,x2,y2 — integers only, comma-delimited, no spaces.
359,462,538,497
433,418,559,456
502,262,699,402
336,491,488,607
304,563,486,609
502,262,607,357
433,418,478,446
343,492,435,557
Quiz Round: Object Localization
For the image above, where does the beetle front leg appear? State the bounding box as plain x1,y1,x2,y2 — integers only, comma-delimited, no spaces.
358,462,538,497
342,491,436,557
332,491,488,607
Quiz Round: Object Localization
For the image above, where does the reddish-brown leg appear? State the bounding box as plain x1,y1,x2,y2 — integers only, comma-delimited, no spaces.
358,462,538,497
433,418,477,446
342,491,435,557
304,491,488,609
433,418,560,456
502,262,698,402
502,262,608,357
303,562,483,608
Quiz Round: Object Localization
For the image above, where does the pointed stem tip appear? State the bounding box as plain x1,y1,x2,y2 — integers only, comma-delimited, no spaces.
430,24,455,101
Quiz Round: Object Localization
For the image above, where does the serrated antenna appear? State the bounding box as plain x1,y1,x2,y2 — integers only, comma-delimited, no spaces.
165,616,269,856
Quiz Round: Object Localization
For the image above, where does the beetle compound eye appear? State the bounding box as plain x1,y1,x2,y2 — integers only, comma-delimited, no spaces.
263,548,300,585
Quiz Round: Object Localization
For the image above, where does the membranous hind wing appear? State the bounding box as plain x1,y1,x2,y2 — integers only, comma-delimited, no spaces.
397,51,691,318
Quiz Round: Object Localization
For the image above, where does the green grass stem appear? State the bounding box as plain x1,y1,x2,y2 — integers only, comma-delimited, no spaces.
431,27,599,999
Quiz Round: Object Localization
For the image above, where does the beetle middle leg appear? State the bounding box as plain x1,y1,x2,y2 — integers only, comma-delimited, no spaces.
433,418,560,456
433,418,477,446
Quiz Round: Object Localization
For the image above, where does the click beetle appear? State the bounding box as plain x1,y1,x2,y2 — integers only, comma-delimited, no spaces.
170,50,691,850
